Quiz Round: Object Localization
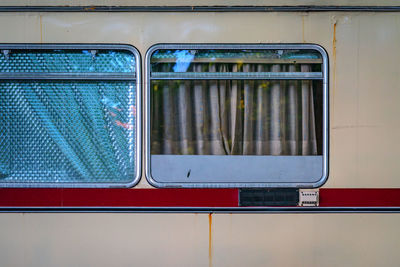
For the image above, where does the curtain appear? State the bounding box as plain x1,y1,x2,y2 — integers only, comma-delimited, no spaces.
151,63,318,156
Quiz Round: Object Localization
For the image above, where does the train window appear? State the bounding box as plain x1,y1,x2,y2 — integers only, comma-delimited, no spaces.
0,44,141,187
146,44,328,188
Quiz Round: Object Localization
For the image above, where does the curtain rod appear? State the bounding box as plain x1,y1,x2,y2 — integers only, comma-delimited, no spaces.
151,71,323,80
0,6,399,12
152,58,323,64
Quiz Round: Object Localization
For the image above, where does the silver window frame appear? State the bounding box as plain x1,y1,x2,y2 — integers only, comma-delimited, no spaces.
145,43,329,188
0,43,142,188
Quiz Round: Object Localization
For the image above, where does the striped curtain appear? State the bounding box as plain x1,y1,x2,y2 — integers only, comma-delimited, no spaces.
151,63,317,156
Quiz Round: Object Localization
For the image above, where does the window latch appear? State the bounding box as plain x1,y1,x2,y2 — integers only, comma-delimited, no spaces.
2,49,10,60
90,50,97,60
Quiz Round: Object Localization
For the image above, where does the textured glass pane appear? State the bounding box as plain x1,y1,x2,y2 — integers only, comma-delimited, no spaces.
151,49,322,73
0,50,135,73
0,81,136,184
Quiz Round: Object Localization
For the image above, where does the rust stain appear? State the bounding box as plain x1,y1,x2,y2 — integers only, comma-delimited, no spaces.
332,21,337,117
84,6,96,11
333,22,337,83
302,16,305,43
208,213,213,267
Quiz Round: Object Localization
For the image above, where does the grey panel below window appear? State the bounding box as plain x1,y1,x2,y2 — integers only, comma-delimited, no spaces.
150,155,323,186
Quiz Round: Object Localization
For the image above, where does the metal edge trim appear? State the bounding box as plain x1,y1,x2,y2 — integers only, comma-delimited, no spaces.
144,43,329,188
0,73,135,80
0,43,142,189
0,6,400,12
145,45,157,188
310,44,329,188
1,207,400,213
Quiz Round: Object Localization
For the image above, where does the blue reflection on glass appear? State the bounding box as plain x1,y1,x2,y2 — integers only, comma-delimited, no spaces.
172,50,195,72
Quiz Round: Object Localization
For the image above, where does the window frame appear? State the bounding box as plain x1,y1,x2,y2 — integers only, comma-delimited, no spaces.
145,43,329,188
0,43,142,188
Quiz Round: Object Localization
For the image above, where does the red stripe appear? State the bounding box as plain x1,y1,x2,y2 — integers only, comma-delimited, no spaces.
0,188,238,207
319,188,400,207
0,188,399,207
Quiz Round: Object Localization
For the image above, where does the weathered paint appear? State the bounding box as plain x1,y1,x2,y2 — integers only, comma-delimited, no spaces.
0,0,399,7
0,213,399,266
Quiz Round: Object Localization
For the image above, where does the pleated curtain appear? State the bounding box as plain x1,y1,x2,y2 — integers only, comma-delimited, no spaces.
151,63,317,156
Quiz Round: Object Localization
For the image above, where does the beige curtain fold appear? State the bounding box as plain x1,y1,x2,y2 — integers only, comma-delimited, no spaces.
151,63,317,156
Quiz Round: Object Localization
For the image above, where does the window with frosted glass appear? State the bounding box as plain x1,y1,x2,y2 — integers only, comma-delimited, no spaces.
0,45,140,187
146,44,328,188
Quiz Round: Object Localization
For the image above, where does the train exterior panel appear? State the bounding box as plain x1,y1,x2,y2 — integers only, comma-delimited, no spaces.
0,1,399,266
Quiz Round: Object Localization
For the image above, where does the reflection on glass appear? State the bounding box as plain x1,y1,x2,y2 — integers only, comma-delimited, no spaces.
151,49,322,73
172,50,195,72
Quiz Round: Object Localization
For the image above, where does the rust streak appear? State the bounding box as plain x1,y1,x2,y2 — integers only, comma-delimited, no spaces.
333,22,337,82
302,16,305,43
84,6,96,11
332,21,337,119
208,213,213,267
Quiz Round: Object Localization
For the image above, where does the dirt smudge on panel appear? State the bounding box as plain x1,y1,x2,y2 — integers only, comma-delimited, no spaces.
332,125,378,130
39,15,43,43
208,213,213,267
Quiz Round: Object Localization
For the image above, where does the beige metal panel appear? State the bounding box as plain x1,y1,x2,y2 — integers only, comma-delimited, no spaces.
329,13,400,187
0,12,399,187
0,13,41,42
35,12,306,48
356,15,400,186
1,0,400,7
0,213,400,266
0,213,209,267
212,214,400,267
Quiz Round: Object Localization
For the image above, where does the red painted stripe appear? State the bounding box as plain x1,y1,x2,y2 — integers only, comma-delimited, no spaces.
0,188,399,208
319,188,400,207
0,188,239,207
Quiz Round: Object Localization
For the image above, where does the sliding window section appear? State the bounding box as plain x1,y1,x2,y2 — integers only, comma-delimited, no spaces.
146,44,328,188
